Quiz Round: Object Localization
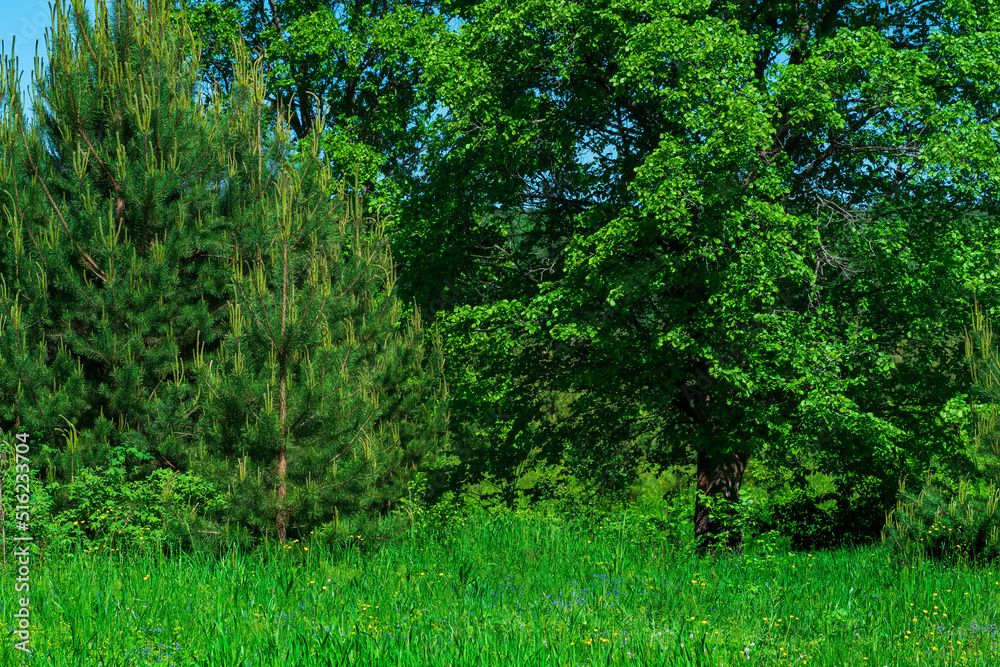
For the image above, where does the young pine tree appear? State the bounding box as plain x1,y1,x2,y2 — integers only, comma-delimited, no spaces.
967,294,1000,487
883,294,1000,565
0,0,249,489
188,38,450,545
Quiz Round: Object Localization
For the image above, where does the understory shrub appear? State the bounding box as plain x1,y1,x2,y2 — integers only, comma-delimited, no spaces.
753,484,893,551
768,491,840,550
20,447,232,556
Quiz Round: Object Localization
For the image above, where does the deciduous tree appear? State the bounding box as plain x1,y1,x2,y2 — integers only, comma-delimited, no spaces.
396,0,1000,550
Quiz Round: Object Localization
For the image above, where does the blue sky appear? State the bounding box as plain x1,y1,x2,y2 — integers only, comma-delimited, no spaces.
0,0,55,115
1,0,96,116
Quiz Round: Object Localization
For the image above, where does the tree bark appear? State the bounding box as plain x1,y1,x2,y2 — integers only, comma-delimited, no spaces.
276,443,287,543
695,448,749,554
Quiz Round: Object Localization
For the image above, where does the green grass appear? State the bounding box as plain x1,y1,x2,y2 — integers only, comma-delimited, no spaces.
1,509,999,666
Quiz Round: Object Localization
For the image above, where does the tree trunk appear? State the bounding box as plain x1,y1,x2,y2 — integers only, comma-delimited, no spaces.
695,448,749,554
276,442,287,543
276,354,288,543
276,240,290,544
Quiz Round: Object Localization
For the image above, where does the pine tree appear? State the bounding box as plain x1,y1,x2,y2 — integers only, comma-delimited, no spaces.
966,293,1000,485
0,0,448,550
0,0,239,488
186,30,447,542
883,294,1000,565
189,36,449,545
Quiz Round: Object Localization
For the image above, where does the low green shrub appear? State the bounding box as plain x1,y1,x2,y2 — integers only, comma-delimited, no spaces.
768,491,839,550
17,446,231,556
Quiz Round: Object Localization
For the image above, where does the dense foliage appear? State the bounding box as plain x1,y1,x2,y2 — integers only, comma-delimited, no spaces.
884,296,1000,567
0,0,998,558
0,0,448,551
175,0,1000,550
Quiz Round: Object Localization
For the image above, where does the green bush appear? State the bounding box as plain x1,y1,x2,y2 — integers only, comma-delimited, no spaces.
26,446,231,556
769,491,839,550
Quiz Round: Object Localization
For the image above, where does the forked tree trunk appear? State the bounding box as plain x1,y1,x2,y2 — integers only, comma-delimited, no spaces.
694,448,749,554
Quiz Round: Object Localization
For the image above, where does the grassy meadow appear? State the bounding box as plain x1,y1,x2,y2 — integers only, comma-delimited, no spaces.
1,506,998,667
